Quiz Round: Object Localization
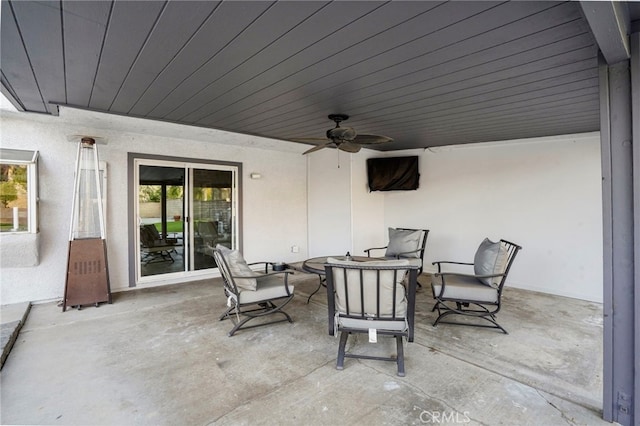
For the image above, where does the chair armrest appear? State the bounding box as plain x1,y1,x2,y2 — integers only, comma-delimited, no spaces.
434,271,505,279
432,261,474,266
247,261,275,274
364,246,387,257
239,262,294,295
431,260,473,273
231,270,293,280
265,270,294,296
392,248,422,258
230,270,294,296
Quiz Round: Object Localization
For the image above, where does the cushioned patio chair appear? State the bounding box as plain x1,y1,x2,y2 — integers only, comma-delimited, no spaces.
431,238,522,334
213,245,294,336
197,221,219,246
139,224,178,264
325,258,419,376
364,227,429,285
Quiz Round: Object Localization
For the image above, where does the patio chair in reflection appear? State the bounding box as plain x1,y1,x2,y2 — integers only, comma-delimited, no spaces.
139,224,178,265
431,238,522,334
325,258,419,377
213,245,295,336
197,221,219,246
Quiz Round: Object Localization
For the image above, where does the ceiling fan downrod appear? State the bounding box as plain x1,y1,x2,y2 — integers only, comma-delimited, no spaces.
328,113,349,126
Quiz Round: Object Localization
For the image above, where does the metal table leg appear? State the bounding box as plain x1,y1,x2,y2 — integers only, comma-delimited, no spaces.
307,274,326,304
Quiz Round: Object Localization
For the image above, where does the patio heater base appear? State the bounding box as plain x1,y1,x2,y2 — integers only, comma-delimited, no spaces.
63,238,112,311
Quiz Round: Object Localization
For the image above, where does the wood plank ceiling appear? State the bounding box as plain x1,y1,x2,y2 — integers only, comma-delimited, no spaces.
1,1,605,151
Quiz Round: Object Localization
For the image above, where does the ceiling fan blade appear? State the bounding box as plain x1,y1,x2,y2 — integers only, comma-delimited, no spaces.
289,137,330,143
295,114,393,154
353,134,393,145
302,141,335,155
338,141,361,153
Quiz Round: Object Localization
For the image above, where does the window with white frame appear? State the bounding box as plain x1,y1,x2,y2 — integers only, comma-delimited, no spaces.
0,149,38,233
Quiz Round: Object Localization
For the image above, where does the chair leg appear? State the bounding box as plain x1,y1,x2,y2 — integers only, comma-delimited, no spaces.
219,305,235,321
432,303,508,334
221,295,295,336
396,335,405,377
336,331,349,370
228,316,254,337
481,316,508,334
433,309,456,327
227,310,293,336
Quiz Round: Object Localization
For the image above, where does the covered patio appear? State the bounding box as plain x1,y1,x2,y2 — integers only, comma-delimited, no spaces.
1,272,605,425
1,1,638,424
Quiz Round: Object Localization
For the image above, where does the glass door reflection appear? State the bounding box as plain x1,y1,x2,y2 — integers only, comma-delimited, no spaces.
192,168,233,271
138,165,185,277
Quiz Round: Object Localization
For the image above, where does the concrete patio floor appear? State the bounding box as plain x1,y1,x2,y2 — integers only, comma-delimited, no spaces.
1,272,607,425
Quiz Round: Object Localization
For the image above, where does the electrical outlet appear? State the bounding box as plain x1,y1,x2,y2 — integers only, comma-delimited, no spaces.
291,245,299,253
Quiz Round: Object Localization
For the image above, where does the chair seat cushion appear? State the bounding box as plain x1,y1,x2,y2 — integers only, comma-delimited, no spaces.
385,228,422,258
238,275,294,304
337,316,407,332
431,273,499,303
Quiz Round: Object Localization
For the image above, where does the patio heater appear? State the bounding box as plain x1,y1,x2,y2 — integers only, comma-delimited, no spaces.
63,137,111,311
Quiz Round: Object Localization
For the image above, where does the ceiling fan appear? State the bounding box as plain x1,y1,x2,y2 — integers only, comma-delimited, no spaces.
292,114,393,155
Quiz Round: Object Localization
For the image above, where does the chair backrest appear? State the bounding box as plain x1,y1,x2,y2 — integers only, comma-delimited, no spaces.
142,224,162,241
324,259,419,341
140,225,158,247
198,221,219,237
212,248,239,296
395,228,429,273
495,239,522,291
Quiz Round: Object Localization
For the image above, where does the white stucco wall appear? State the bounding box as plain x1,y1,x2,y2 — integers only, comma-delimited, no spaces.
309,133,603,302
351,152,385,255
307,149,352,257
363,133,603,302
0,108,309,304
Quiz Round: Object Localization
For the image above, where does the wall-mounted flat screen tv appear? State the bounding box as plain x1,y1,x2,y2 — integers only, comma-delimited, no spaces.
367,156,419,191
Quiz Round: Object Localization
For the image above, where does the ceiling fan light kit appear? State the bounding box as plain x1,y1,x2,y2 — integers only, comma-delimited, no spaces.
294,114,393,155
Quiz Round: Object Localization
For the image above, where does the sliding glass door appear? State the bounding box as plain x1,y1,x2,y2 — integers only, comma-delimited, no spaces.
134,157,239,284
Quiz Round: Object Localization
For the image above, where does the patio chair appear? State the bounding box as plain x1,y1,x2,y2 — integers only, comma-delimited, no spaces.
139,224,178,264
364,227,429,285
213,245,295,336
431,238,522,334
197,221,219,246
324,258,419,376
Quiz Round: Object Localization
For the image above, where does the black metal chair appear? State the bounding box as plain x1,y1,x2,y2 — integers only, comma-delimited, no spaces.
364,228,429,285
325,258,419,377
213,246,294,337
431,238,522,334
